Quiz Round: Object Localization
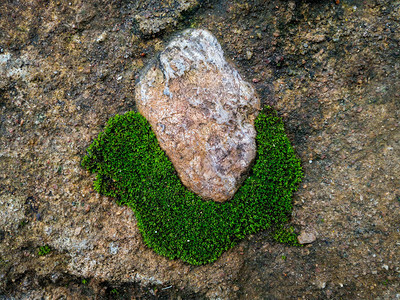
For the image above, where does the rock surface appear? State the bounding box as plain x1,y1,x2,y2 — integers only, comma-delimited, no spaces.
1,0,400,298
136,29,260,202
135,0,199,36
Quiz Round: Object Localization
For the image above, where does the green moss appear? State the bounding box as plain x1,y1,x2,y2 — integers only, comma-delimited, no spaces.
272,225,302,246
110,288,119,295
38,245,51,256
82,107,303,265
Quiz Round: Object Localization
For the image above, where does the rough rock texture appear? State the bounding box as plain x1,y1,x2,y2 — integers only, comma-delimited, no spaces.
1,0,400,299
134,0,198,36
136,29,260,202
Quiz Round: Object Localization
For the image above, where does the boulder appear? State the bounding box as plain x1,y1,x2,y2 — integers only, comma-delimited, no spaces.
135,29,260,202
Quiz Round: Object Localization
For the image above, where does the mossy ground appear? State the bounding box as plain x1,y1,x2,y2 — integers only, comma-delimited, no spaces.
82,108,303,265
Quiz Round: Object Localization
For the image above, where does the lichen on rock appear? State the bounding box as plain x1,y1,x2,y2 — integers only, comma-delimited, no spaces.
136,29,260,202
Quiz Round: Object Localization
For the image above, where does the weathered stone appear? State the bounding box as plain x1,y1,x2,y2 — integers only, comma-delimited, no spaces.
136,29,260,202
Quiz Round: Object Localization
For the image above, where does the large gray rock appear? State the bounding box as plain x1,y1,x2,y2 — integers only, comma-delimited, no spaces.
136,29,260,202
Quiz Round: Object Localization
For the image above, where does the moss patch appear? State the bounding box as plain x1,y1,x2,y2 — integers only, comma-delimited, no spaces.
82,108,303,265
38,245,51,256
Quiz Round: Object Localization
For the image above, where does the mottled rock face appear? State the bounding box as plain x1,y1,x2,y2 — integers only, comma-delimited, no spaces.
136,29,260,202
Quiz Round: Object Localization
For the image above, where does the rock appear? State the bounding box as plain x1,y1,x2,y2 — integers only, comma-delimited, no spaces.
96,32,107,43
297,229,317,244
136,29,260,202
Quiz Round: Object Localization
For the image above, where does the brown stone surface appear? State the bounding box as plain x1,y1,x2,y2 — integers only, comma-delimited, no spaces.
136,29,260,202
1,0,400,299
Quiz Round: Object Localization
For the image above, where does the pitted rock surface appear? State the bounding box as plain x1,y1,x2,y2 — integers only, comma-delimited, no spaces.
136,29,260,202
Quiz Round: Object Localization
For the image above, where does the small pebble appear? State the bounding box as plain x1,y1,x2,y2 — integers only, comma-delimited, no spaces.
298,230,317,244
316,280,326,289
74,227,82,236
96,32,107,43
246,50,253,60
109,242,119,255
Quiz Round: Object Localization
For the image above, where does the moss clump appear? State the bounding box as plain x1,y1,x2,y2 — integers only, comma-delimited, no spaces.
82,108,303,265
38,245,51,256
